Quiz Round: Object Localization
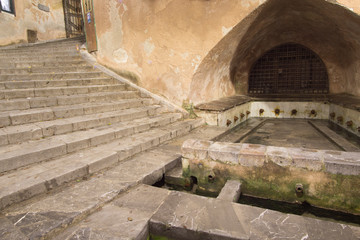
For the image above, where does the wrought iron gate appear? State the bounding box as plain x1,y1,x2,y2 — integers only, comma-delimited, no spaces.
249,43,329,95
63,0,83,38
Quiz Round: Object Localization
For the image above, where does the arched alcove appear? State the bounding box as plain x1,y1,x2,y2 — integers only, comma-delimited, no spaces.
248,43,329,95
189,0,360,105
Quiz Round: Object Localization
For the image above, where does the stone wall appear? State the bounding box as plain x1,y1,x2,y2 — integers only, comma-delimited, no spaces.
0,0,66,46
91,0,360,106
181,139,360,214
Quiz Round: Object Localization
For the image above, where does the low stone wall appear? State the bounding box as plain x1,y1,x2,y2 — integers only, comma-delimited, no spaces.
195,100,360,137
181,139,360,214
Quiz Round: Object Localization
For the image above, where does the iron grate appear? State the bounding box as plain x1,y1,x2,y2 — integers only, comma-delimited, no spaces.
248,43,329,95
63,0,83,38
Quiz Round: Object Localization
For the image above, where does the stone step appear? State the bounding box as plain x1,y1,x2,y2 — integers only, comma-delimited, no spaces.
0,46,79,53
0,52,80,61
0,65,97,75
0,118,203,210
0,44,83,53
0,99,153,144
0,50,80,57
0,105,165,174
0,60,88,68
0,39,85,52
0,91,141,111
0,55,83,63
0,99,155,128
0,77,117,90
0,71,104,81
2,46,81,54
0,84,125,100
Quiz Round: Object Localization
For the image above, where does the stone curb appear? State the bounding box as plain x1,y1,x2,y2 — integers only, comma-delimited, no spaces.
182,139,360,175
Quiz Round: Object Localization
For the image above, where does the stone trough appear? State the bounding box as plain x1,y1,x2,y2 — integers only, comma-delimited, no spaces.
181,139,360,215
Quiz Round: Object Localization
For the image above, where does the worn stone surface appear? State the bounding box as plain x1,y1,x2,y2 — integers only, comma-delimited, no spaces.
208,142,242,165
217,180,242,202
231,203,360,240
150,190,360,240
150,191,250,240
182,139,360,213
0,123,225,239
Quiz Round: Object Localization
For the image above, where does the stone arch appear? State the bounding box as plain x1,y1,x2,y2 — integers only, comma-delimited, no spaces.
189,0,360,105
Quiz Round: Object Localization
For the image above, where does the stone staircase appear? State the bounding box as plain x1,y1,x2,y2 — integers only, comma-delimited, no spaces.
0,38,203,214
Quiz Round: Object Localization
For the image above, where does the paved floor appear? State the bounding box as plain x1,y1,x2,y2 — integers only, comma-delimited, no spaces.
240,119,341,150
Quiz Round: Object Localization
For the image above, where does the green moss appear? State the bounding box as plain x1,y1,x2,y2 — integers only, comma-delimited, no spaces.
182,101,197,119
186,160,360,214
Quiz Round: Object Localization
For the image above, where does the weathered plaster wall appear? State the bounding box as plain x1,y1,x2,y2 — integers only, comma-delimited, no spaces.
92,0,264,106
92,0,360,106
0,0,66,46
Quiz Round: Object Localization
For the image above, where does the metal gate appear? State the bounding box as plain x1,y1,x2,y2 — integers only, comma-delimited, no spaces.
248,43,329,95
63,0,83,38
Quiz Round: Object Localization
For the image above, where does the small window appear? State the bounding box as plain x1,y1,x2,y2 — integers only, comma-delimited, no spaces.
0,0,15,15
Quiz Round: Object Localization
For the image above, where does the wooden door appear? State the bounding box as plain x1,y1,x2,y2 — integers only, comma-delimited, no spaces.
63,0,83,38
82,0,97,52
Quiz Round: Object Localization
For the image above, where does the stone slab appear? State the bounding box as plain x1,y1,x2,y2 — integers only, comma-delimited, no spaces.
150,191,250,240
217,180,242,202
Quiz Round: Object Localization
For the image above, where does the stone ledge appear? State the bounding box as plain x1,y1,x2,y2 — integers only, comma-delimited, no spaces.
182,139,360,175
181,139,360,214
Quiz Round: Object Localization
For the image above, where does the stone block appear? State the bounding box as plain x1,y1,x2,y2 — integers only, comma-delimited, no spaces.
114,184,169,213
181,139,212,160
175,122,191,137
63,86,88,95
0,180,47,210
114,126,134,138
57,95,88,105
239,143,266,167
0,130,8,146
74,149,118,174
266,146,292,167
0,99,30,111
150,191,250,240
90,129,115,146
29,97,57,108
55,205,149,240
4,89,34,99
133,122,151,133
10,109,54,125
159,131,172,143
140,136,160,151
324,160,360,175
208,141,242,164
323,151,360,175
72,118,101,131
57,133,91,153
142,168,164,185
35,88,62,97
5,125,43,144
0,114,10,127
5,81,35,89
42,163,88,190
288,147,323,171
53,107,84,118
217,180,242,202
116,143,142,161
0,140,67,173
